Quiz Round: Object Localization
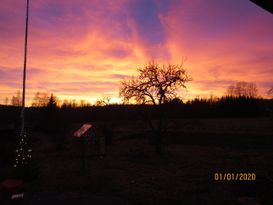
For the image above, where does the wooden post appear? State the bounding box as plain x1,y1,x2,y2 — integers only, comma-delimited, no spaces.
81,136,86,172
73,124,92,173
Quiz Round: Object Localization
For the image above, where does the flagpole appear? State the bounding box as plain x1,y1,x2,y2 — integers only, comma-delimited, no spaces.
20,0,29,136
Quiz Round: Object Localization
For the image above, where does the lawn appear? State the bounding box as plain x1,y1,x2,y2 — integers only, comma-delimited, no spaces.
1,118,273,204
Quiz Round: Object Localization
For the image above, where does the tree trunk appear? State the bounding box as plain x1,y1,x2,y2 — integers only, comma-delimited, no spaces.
155,109,163,154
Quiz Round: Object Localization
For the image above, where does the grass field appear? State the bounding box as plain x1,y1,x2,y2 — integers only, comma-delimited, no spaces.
1,118,273,204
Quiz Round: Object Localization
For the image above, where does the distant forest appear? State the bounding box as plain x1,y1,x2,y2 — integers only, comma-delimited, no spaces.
1,80,273,133
1,95,272,123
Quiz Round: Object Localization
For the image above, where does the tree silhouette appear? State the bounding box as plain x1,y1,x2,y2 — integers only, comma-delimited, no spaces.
47,93,58,109
120,61,192,154
11,91,22,107
4,97,9,105
268,87,273,98
95,96,112,106
32,92,50,107
227,82,258,98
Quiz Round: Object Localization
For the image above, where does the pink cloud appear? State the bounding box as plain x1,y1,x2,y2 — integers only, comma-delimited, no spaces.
0,0,273,105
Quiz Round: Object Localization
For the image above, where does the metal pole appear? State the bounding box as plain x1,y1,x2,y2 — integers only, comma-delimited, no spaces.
20,0,29,136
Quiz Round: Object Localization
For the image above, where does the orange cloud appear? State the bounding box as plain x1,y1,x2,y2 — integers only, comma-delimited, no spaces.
0,0,272,105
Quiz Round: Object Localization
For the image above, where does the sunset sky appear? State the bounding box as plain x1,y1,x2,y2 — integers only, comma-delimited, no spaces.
0,0,273,105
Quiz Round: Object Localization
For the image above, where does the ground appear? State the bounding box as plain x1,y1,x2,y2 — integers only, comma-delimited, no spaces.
1,118,273,205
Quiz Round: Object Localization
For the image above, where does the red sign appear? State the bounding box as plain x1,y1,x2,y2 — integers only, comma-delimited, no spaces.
73,123,92,138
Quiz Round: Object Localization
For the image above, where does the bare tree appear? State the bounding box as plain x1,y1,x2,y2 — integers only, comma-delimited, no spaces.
11,91,22,106
80,99,90,107
120,61,192,154
120,61,192,105
268,87,273,98
95,96,112,106
32,92,50,107
4,97,9,105
227,82,258,98
95,95,114,146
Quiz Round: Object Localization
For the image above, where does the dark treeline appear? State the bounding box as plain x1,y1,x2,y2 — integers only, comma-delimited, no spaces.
1,96,272,127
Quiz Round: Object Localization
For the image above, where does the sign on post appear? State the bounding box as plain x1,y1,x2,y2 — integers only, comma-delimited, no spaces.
73,123,93,172
73,123,92,138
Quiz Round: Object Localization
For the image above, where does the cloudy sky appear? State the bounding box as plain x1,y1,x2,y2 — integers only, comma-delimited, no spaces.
0,0,272,105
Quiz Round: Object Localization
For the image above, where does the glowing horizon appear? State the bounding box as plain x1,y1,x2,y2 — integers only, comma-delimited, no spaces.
0,0,273,105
